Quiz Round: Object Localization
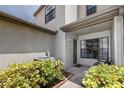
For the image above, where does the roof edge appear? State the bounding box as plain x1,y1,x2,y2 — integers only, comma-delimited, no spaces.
60,5,122,32
33,5,46,16
0,11,57,35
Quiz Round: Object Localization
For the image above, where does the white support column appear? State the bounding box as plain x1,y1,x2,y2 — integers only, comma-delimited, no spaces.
114,16,124,65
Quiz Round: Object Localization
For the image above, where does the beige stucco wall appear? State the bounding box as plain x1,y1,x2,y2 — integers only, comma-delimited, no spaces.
0,20,55,69
65,5,78,24
65,33,78,69
78,5,114,19
0,53,46,69
35,5,65,30
35,5,115,26
35,5,66,67
35,5,80,69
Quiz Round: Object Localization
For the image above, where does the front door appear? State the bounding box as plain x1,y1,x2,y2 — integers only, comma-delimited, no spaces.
73,39,77,64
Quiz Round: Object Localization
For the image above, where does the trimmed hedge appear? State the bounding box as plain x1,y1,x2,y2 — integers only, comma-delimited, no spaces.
82,64,124,88
0,60,63,88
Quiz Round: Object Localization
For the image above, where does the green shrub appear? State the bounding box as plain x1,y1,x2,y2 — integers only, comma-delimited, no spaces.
82,64,124,88
0,60,63,88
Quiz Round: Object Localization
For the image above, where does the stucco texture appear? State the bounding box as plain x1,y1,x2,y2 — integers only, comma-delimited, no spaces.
0,20,55,68
78,5,114,19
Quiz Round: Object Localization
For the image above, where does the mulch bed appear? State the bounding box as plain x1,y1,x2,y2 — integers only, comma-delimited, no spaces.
52,71,74,88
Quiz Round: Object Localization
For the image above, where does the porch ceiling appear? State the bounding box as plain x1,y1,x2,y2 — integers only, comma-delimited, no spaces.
69,21,111,35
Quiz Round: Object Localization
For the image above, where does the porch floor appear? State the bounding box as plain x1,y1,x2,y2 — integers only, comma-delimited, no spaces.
60,65,90,88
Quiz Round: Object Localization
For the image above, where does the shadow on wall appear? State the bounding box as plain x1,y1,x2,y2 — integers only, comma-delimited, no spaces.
0,20,55,55
0,20,55,69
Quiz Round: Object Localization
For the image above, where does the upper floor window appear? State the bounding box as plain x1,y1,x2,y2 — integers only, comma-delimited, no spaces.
45,5,55,23
86,5,96,16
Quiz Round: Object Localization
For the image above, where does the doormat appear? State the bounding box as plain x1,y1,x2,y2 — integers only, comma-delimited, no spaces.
74,64,82,68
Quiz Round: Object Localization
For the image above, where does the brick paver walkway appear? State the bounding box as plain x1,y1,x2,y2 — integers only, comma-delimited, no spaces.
60,65,89,88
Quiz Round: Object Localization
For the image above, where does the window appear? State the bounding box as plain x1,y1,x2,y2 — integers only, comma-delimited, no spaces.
99,37,109,60
80,37,109,60
45,5,55,23
86,5,96,16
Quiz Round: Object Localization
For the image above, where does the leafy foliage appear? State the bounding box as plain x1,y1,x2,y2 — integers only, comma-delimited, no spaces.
82,64,124,88
0,60,63,88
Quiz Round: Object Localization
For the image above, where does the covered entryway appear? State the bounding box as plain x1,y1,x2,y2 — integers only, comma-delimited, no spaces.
66,21,112,66
61,6,124,69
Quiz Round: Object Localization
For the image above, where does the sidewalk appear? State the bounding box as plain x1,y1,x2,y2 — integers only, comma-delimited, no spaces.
60,65,89,88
